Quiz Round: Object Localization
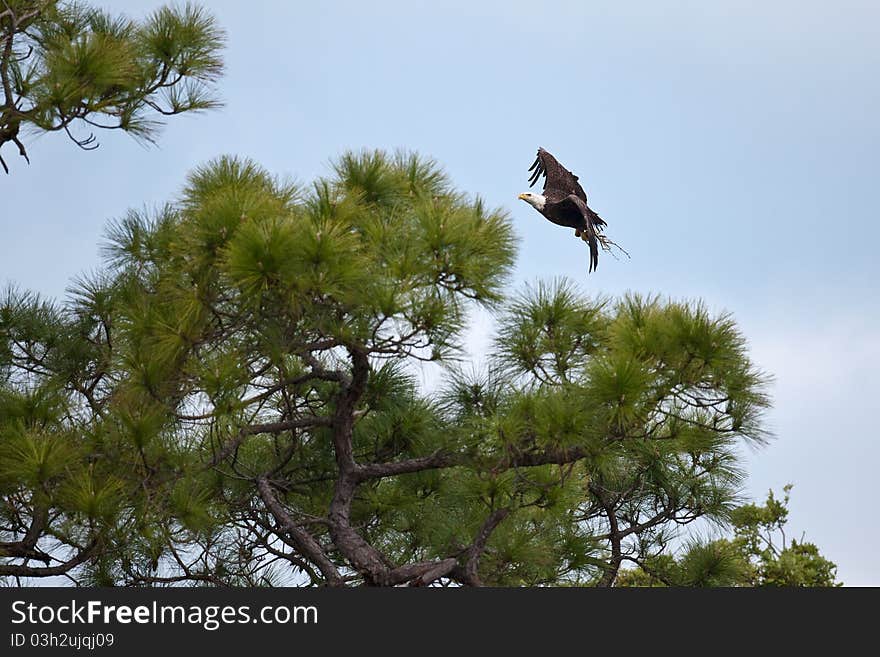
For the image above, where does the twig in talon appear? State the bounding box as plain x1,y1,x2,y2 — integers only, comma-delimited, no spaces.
598,234,630,260
583,232,629,260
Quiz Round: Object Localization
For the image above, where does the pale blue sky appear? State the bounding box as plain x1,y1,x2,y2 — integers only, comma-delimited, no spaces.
2,0,878,584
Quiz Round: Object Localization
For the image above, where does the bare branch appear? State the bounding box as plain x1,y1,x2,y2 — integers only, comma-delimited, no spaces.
256,477,343,586
210,416,331,468
0,540,99,578
454,508,512,586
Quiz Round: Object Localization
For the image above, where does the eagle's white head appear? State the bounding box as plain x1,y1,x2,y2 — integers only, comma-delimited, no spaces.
518,192,546,211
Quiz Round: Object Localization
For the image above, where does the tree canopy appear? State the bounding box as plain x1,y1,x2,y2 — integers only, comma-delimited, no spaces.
616,485,839,586
0,0,224,173
0,150,837,586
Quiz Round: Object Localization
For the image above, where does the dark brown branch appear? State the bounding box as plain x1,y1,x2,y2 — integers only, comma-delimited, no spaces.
210,416,331,467
390,558,458,587
0,504,50,564
591,484,623,587
604,505,680,542
355,444,594,484
354,451,460,481
0,539,98,577
454,507,512,586
256,476,343,587
327,346,399,584
500,445,590,469
1,9,16,107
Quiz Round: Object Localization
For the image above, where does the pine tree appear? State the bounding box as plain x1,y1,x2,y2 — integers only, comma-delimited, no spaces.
0,0,224,173
0,151,835,586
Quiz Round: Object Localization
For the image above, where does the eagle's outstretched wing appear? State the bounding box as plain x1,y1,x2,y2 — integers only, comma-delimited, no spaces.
528,147,587,202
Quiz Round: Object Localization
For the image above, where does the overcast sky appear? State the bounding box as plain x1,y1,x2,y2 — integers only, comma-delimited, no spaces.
2,0,878,585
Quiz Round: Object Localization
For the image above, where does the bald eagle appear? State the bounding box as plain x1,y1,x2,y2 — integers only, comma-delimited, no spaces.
518,147,608,273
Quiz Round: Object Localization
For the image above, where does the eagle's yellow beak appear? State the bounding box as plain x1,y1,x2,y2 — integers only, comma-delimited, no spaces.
518,193,528,200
